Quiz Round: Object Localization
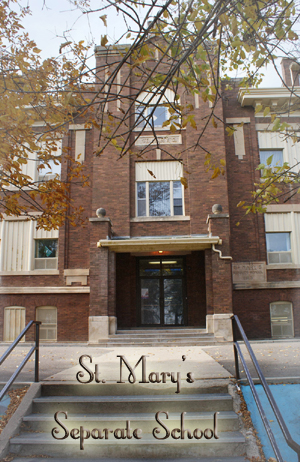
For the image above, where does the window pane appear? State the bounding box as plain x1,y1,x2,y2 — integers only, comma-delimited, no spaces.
151,106,167,127
39,159,61,180
139,259,161,277
137,182,146,216
35,239,58,258
137,182,146,199
162,258,184,276
136,105,146,128
270,303,294,338
138,200,146,217
149,182,170,216
173,181,183,215
260,150,283,168
140,279,160,325
266,233,291,252
164,279,184,325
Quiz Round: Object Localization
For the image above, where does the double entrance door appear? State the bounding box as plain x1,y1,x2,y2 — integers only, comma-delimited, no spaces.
138,257,186,326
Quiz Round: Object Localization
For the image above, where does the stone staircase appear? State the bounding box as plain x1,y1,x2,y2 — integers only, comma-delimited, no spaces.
8,381,247,462
98,329,221,346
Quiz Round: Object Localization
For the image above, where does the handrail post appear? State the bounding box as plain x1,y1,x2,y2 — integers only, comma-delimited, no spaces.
232,317,240,381
34,321,40,383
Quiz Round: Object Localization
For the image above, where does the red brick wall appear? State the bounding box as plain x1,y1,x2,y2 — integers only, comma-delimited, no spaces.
233,289,300,339
0,294,89,342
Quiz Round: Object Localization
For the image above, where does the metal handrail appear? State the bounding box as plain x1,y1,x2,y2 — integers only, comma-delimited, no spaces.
0,320,41,401
232,314,300,462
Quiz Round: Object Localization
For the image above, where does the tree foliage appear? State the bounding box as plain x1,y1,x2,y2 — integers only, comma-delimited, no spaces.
1,0,300,228
0,0,90,229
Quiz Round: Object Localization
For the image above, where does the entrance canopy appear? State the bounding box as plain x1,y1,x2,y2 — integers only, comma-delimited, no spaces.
97,235,221,252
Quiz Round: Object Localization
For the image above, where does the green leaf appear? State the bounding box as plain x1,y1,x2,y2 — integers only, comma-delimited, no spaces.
272,118,281,131
263,107,270,117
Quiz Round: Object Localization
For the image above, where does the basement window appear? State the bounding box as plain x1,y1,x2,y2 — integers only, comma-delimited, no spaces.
270,302,294,338
36,306,57,341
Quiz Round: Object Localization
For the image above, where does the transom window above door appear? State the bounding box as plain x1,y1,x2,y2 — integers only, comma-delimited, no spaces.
135,161,184,218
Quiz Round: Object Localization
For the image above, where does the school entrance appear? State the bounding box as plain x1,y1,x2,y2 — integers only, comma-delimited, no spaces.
138,257,186,326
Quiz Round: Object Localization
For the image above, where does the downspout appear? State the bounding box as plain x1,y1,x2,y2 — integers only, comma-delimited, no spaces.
212,244,233,260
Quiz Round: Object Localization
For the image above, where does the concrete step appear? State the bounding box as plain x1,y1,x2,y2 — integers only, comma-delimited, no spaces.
99,341,219,347
11,458,247,462
10,431,245,458
115,330,210,336
116,328,207,333
32,393,233,414
23,410,240,432
40,382,230,396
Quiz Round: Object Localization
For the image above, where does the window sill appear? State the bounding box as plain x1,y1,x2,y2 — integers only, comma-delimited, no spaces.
267,264,300,270
131,216,190,222
0,270,59,276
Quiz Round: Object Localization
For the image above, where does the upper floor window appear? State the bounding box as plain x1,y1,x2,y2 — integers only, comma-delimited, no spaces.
135,161,184,218
259,149,283,170
135,89,179,131
265,232,292,264
0,219,59,273
34,238,58,269
38,158,61,182
37,140,62,182
137,180,183,217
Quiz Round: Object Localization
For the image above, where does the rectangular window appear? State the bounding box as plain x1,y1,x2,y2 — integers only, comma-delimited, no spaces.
34,239,58,269
137,182,146,217
149,182,170,216
36,306,57,341
259,150,283,169
37,140,62,182
38,158,61,182
266,232,292,264
270,302,294,338
137,180,183,217
136,105,168,129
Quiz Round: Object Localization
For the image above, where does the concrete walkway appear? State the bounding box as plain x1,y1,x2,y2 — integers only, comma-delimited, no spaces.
0,344,232,384
1,339,300,384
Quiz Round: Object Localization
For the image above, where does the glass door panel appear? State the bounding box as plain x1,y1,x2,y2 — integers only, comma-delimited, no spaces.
140,279,160,325
163,279,184,325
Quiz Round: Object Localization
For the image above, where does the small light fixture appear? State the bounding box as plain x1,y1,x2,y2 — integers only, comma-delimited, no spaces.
158,250,163,254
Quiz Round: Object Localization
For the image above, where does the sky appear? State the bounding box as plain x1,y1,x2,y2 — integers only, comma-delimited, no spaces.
20,0,283,87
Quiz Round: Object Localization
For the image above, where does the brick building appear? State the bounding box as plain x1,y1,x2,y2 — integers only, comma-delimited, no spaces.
0,51,299,343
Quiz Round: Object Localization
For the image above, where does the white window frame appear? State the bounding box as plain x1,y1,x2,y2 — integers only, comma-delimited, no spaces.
34,238,58,270
136,180,184,218
265,232,292,264
259,149,284,170
36,140,62,183
270,301,294,338
134,89,180,132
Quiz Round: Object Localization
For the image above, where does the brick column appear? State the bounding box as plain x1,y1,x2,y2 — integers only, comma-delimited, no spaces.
206,211,233,341
89,216,116,342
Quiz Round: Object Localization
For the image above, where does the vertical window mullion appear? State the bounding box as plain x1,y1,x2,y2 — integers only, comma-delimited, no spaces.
170,181,174,216
146,182,149,217
181,182,185,216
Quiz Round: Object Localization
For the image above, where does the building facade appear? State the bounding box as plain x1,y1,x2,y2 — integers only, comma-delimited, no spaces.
0,52,299,343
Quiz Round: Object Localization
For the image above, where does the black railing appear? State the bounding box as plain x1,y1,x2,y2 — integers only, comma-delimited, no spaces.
0,320,41,402
232,314,300,462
